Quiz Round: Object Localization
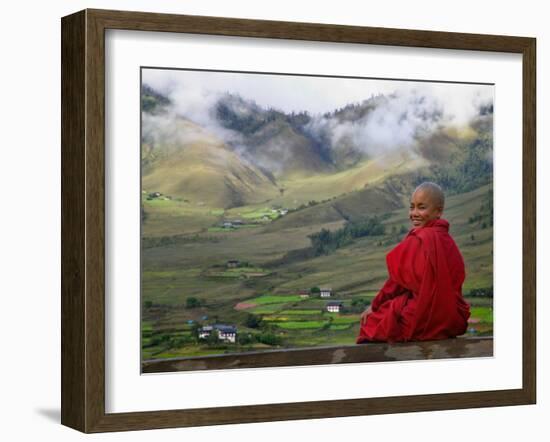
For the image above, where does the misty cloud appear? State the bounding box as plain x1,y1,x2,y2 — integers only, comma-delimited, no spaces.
142,68,493,173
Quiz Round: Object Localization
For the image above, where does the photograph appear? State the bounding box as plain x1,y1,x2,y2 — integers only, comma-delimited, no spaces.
140,68,494,369
54,4,537,434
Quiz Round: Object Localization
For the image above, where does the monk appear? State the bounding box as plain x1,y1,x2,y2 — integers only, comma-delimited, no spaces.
356,182,470,343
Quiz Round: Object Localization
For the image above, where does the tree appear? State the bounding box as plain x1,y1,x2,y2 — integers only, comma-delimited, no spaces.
190,323,201,342
185,297,201,309
257,332,283,346
321,317,333,331
350,298,370,313
308,216,385,257
244,314,262,329
238,333,254,345
204,331,221,346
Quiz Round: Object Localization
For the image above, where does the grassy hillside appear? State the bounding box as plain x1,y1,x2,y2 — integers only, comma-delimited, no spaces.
141,183,493,360
142,118,279,211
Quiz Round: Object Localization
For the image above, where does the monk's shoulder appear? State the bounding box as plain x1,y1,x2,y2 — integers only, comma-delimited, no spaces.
412,226,445,242
404,229,423,243
397,230,424,251
388,231,428,276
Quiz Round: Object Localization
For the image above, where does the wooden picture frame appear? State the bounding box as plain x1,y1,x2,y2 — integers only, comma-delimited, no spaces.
61,8,536,433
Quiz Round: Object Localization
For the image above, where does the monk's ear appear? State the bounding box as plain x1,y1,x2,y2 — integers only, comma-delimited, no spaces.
436,206,444,217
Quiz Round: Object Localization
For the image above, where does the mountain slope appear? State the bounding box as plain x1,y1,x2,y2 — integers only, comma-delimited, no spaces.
142,118,279,208
141,84,493,211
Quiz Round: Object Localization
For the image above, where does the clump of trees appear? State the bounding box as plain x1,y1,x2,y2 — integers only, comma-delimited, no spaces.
256,332,283,346
145,332,194,349
142,234,220,249
468,287,493,298
215,94,266,135
414,134,493,196
185,297,203,309
288,197,335,213
141,84,171,114
350,298,371,314
308,216,385,256
244,314,262,329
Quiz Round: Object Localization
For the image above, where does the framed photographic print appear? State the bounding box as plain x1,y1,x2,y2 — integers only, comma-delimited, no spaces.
61,8,536,433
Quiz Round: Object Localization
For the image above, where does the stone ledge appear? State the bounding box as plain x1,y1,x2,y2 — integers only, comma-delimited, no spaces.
142,336,493,374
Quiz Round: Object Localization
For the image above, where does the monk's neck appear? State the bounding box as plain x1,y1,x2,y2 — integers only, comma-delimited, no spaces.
416,218,449,230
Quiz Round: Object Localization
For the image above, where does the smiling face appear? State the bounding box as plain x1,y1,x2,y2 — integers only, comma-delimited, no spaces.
409,189,443,228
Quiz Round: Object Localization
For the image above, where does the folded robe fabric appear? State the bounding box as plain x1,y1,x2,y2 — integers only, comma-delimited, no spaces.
356,218,471,343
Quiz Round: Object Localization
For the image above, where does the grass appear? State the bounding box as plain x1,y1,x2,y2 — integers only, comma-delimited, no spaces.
249,305,285,314
470,306,493,323
279,309,320,315
464,296,493,307
235,207,280,220
330,324,354,330
276,320,327,330
249,295,303,305
152,348,230,359
330,316,360,324
224,267,266,273
261,315,292,322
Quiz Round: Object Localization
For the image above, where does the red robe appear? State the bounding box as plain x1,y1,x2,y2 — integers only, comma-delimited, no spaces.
356,218,470,343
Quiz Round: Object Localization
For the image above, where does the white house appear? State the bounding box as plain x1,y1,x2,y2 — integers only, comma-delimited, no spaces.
198,324,237,343
198,325,214,339
320,287,332,298
216,325,237,343
326,301,344,313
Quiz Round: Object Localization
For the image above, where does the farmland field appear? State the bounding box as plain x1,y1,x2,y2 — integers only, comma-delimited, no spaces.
141,184,494,361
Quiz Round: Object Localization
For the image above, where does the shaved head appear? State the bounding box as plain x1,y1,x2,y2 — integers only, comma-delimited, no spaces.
413,182,445,209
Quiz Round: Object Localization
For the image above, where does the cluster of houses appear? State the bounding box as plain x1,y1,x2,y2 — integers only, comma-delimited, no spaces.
300,287,346,313
318,288,346,313
296,287,333,298
145,191,172,201
221,219,244,229
194,286,346,344
271,208,288,216
220,208,289,228
198,324,238,343
226,259,240,268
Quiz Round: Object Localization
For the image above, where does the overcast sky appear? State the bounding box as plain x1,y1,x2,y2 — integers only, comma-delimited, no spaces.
142,67,493,121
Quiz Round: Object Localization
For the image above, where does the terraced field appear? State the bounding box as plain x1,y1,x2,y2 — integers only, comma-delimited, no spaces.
142,184,494,360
